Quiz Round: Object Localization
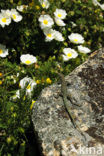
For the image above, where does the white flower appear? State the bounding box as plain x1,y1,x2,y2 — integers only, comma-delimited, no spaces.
17,73,19,77
78,45,91,54
12,90,20,99
0,12,11,27
19,77,37,96
43,28,55,41
92,0,99,6
54,9,67,19
68,33,84,44
54,30,64,41
43,28,64,42
1,9,12,18
62,48,78,61
13,79,16,84
20,77,37,89
99,4,104,10
11,9,23,22
54,17,66,26
0,44,8,57
39,0,50,9
92,0,104,10
17,5,28,12
70,21,77,28
20,54,37,65
39,15,54,29
19,77,31,89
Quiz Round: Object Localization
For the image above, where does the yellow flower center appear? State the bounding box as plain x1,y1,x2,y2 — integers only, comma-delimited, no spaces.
74,39,78,42
58,13,62,18
47,34,52,38
67,53,72,57
27,84,31,90
43,20,48,25
13,14,16,19
36,80,41,84
2,18,6,23
25,60,31,64
42,3,46,8
0,49,3,54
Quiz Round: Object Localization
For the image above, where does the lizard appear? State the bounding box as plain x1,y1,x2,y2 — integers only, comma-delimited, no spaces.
57,72,87,141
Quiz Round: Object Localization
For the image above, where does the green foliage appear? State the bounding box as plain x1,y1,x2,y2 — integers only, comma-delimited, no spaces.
0,0,104,155
0,0,104,61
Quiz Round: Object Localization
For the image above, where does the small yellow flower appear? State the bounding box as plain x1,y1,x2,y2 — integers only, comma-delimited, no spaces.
46,78,52,84
0,80,2,85
30,100,36,110
35,5,40,10
95,10,98,13
36,80,41,84
0,73,3,77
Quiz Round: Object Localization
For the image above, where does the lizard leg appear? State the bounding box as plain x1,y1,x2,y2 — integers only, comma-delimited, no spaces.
67,94,81,107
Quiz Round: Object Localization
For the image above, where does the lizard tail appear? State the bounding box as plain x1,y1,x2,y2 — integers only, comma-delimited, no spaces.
63,98,77,129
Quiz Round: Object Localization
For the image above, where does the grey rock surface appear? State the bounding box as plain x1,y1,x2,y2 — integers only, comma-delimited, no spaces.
32,48,104,156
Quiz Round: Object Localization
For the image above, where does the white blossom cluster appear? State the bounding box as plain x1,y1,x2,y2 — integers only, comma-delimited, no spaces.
38,8,67,42
62,33,91,61
37,3,91,61
0,1,92,101
0,8,23,28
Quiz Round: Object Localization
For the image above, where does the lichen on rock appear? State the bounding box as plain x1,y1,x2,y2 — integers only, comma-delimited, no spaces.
32,48,104,156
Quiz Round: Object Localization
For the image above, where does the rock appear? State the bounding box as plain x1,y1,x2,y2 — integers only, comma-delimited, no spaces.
32,48,104,156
